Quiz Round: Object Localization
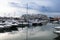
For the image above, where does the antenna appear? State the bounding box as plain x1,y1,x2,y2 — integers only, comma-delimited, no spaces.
14,12,16,17
4,13,5,17
8,13,10,17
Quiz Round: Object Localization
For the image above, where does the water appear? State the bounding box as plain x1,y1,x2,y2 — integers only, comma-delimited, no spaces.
0,23,59,40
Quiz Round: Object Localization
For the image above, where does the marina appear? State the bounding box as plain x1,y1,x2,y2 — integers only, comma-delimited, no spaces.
0,0,59,40
0,14,59,40
0,14,49,32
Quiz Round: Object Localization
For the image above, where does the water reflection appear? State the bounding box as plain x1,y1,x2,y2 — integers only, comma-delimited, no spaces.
54,35,60,40
0,23,59,40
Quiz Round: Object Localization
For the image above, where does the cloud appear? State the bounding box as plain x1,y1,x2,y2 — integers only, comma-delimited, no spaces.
0,0,60,17
9,0,60,17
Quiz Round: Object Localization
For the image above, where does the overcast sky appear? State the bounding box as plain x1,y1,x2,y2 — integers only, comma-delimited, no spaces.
0,0,60,17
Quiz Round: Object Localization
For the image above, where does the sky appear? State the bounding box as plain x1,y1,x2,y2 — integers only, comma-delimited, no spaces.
0,0,60,17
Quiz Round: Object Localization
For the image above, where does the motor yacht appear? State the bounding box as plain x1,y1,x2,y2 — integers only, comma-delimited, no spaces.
54,26,60,36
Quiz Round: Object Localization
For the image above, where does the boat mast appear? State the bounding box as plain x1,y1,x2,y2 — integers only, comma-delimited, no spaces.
26,3,29,40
